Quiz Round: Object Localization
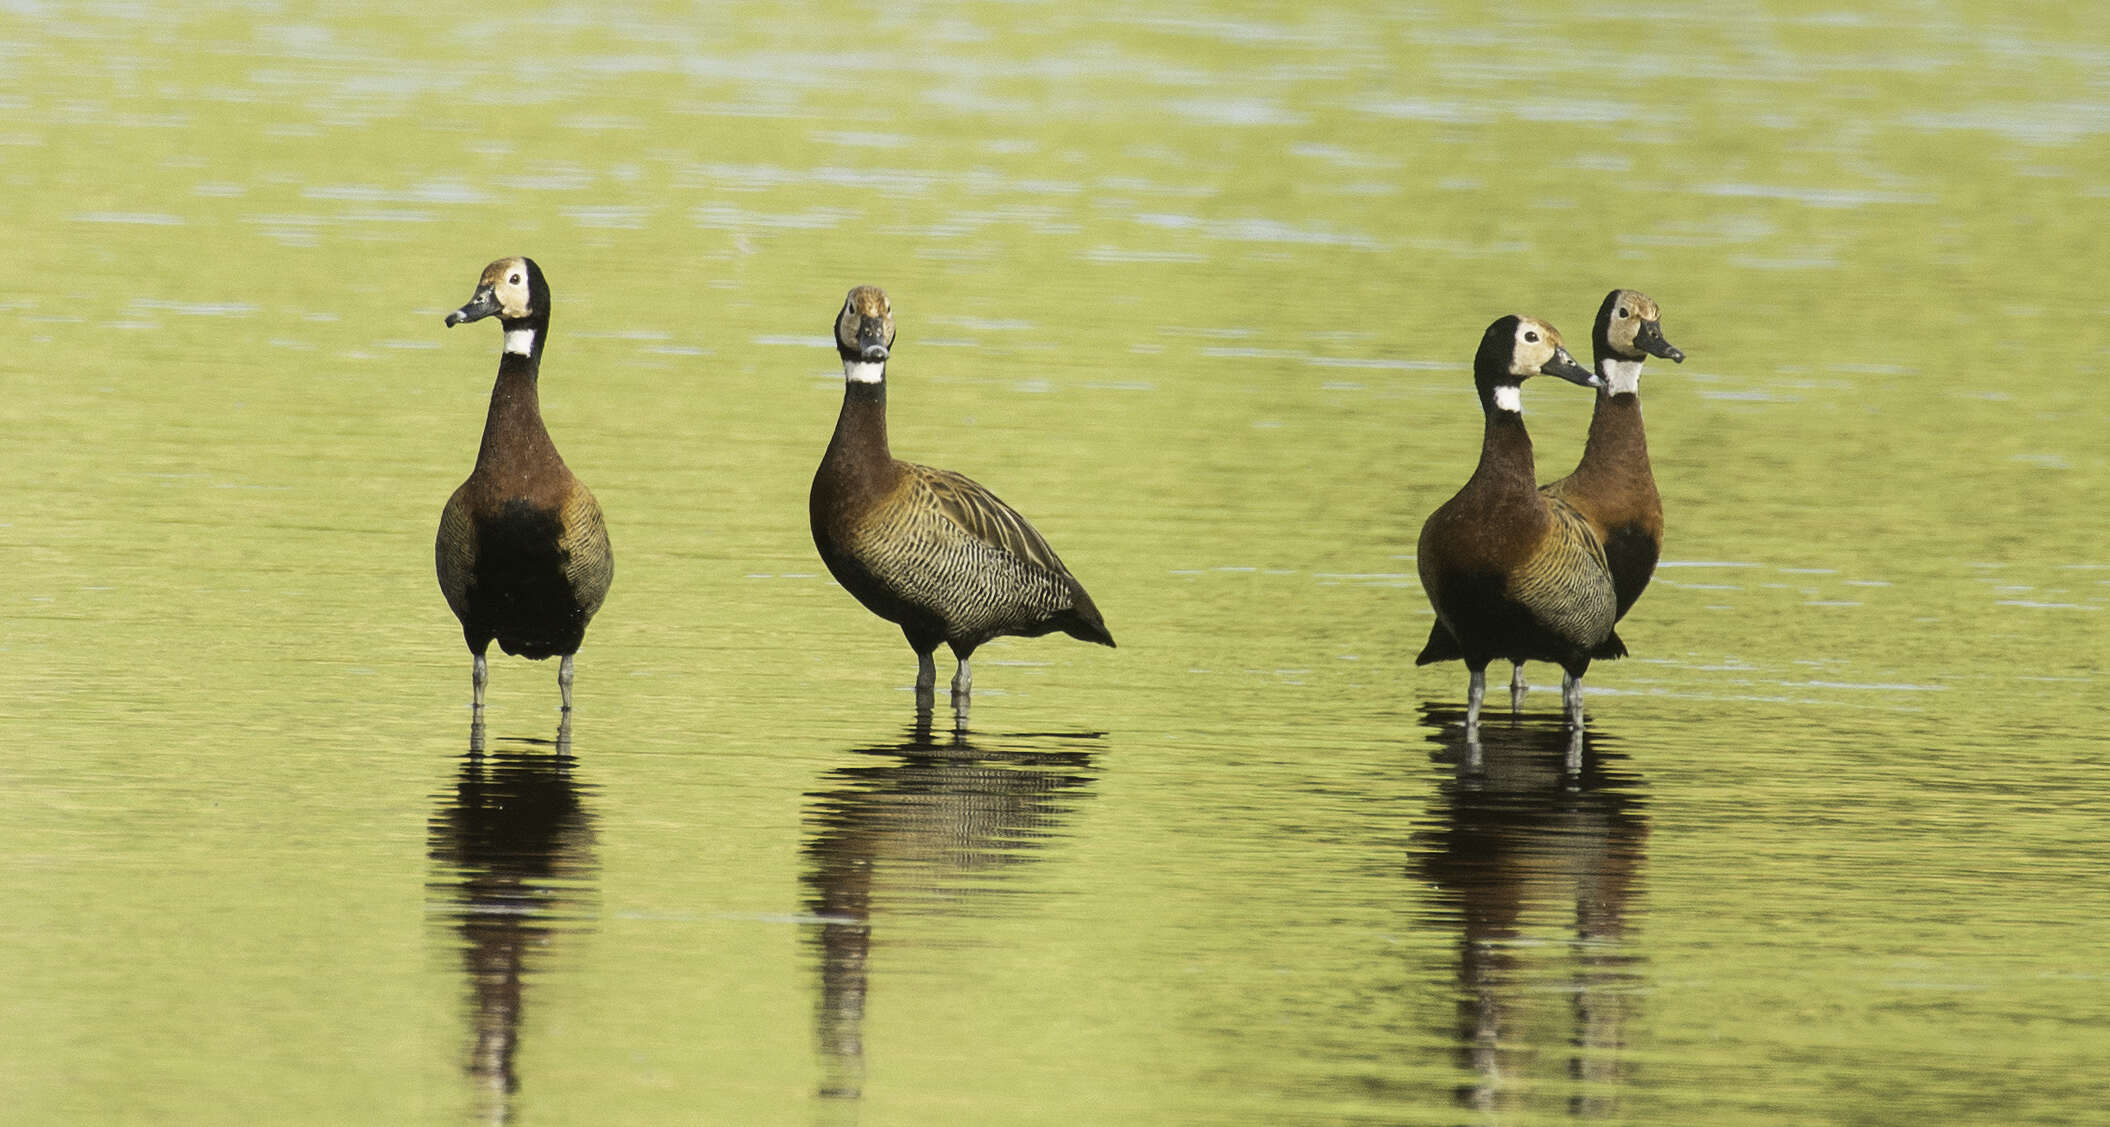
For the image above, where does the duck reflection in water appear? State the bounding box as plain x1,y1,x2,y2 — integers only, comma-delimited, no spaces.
1409,705,1649,1121
800,716,1098,1107
427,716,597,1126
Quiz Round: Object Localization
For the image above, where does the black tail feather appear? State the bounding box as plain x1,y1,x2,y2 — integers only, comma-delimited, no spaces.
1062,588,1115,648
1415,620,1462,665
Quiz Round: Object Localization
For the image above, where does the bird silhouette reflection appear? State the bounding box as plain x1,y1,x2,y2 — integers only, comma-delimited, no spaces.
427,717,597,1126
800,716,1098,1106
1409,704,1649,1121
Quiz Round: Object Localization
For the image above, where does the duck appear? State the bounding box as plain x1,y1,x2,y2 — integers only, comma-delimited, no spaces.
435,256,614,717
1415,314,1618,732
809,285,1113,715
1545,289,1684,613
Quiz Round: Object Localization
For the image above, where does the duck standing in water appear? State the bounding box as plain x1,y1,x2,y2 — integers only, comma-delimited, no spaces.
1416,315,1616,732
435,257,613,718
1466,291,1685,713
809,285,1113,717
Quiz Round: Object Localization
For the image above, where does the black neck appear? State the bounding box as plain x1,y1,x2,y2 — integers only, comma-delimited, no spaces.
1470,405,1534,486
827,375,890,464
475,357,557,472
496,346,539,380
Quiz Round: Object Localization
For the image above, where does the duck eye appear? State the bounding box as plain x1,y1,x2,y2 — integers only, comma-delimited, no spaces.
1617,307,1630,319
509,274,522,285
1523,330,1539,343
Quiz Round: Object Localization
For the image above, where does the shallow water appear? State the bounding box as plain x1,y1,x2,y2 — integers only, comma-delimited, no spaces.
4,2,2107,1124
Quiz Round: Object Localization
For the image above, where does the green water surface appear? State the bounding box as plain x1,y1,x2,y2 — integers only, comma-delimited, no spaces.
3,3,2106,1124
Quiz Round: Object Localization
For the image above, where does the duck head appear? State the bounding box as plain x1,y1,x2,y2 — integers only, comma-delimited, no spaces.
835,285,895,384
1474,314,1598,413
446,257,550,357
1593,289,1683,395
1598,289,1684,363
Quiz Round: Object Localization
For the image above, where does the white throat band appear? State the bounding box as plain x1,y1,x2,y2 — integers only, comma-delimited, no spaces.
1601,357,1643,395
504,327,537,357
844,359,885,384
1492,385,1523,413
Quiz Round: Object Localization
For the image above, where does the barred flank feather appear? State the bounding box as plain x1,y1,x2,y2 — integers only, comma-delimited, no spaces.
847,464,1112,652
1505,495,1617,651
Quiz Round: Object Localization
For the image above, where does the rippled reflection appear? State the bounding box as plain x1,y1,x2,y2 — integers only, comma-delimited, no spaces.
800,717,1098,1106
427,718,598,1126
1408,706,1650,1121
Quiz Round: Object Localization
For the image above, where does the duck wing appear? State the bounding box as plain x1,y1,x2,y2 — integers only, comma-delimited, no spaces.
436,486,479,621
1507,494,1619,653
917,465,1072,576
558,481,614,620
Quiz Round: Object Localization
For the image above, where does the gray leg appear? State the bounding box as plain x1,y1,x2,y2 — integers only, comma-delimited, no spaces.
472,652,488,714
1561,671,1584,729
949,658,973,728
1466,667,1485,732
1509,662,1527,716
1563,724,1583,777
558,653,575,713
915,651,937,713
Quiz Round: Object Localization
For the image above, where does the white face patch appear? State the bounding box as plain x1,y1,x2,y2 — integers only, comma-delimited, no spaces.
1492,385,1523,413
504,326,537,357
844,359,885,384
1601,357,1643,395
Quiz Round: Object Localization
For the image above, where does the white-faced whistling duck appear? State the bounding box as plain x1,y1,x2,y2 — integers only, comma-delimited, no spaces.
809,285,1113,717
1415,314,1618,732
1506,289,1687,710
435,257,613,718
